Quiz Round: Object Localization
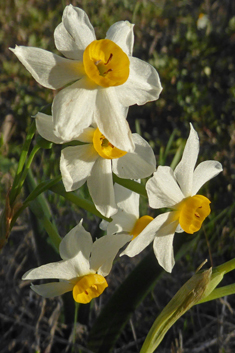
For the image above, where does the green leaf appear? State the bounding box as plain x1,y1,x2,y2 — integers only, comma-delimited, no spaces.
112,174,147,197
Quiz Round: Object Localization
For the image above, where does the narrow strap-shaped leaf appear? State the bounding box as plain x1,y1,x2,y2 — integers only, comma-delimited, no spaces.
112,174,147,197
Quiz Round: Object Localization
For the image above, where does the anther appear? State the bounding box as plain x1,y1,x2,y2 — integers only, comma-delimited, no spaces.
100,68,113,77
105,53,113,65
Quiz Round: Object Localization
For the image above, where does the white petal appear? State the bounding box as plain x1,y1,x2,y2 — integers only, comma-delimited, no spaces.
106,212,137,234
106,21,134,56
54,22,83,60
146,166,184,209
76,126,95,143
115,57,162,106
22,258,82,281
174,123,199,197
53,78,97,141
60,5,96,51
10,46,84,89
153,223,177,273
103,182,140,235
175,224,184,233
99,219,109,231
112,133,156,179
59,221,93,261
191,160,223,195
31,281,74,298
87,158,117,218
95,88,134,152
35,113,65,144
90,233,131,276
60,144,97,191
120,213,167,257
114,183,140,218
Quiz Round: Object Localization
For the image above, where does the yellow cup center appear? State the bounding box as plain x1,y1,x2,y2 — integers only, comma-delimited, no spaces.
93,128,127,159
72,273,108,304
178,195,211,234
131,215,154,240
83,39,130,87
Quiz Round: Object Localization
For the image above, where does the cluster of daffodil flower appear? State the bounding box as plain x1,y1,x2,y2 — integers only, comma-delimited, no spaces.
11,5,223,305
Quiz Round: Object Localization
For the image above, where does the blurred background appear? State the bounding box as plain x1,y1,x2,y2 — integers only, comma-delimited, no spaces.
1,0,235,352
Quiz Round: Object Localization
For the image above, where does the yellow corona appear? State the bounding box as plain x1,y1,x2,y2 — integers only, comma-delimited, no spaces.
83,39,130,87
73,273,108,304
177,195,211,234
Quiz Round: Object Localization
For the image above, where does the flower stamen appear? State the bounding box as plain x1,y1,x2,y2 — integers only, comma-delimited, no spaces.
104,53,113,65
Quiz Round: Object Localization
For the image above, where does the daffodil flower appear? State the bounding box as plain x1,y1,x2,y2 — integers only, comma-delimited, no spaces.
22,221,131,303
122,124,223,273
10,5,162,152
35,112,156,218
100,182,153,242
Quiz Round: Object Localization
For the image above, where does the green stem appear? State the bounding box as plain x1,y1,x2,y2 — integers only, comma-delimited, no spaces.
215,258,235,275
72,302,79,352
10,121,36,205
49,182,111,222
112,174,147,197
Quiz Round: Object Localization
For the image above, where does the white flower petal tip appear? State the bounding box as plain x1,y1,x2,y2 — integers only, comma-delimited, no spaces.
60,5,96,52
106,21,135,56
31,282,74,298
115,57,163,107
34,112,66,144
10,45,85,90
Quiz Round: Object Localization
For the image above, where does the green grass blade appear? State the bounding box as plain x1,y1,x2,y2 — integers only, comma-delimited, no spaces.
10,121,36,205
